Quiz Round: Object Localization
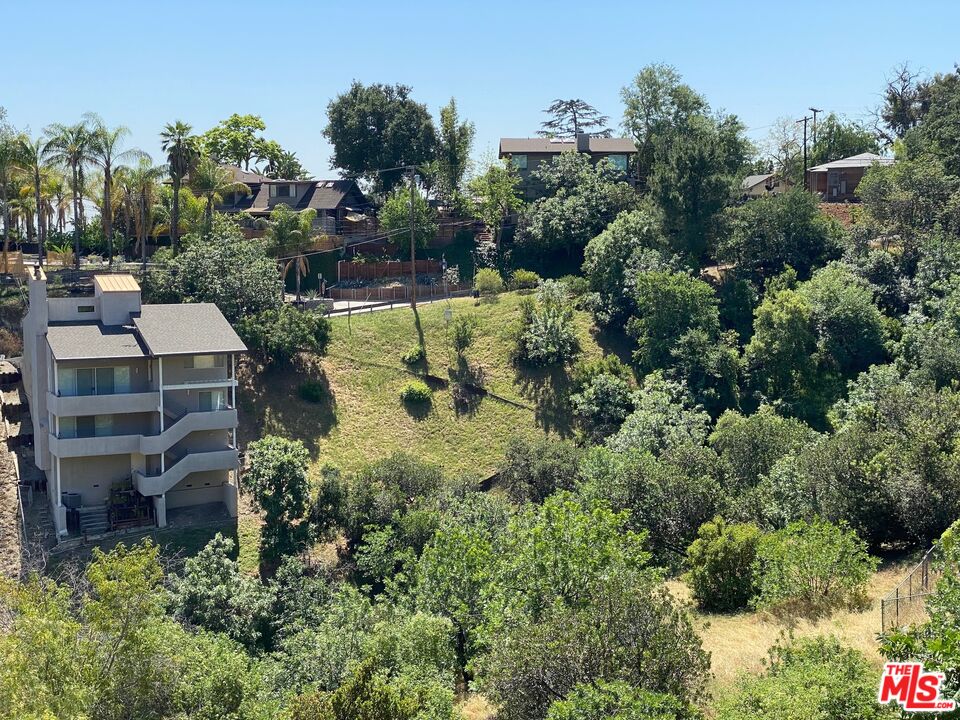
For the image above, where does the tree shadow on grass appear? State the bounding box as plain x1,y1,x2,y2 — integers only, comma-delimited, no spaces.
513,361,576,437
591,324,637,369
237,357,337,460
402,397,432,421
448,355,486,417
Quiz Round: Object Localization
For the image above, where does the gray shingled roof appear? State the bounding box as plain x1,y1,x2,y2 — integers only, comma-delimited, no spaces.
499,137,637,154
133,304,247,356
47,323,147,361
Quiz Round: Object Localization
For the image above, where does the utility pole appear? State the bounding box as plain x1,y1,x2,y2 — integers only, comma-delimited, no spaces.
809,107,823,147
797,115,812,191
409,167,417,310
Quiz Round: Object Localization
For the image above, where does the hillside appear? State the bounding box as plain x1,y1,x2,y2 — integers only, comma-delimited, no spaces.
238,292,607,479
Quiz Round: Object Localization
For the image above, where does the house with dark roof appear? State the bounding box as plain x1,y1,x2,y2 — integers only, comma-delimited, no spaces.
21,272,245,540
217,166,371,235
498,133,638,198
805,152,895,202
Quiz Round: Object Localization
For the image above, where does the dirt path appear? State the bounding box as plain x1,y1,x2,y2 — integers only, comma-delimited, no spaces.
0,428,22,579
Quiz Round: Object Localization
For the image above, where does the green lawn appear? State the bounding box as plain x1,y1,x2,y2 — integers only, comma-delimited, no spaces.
238,292,606,479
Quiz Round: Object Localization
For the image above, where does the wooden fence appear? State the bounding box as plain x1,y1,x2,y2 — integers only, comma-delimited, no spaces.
337,259,443,282
328,283,468,302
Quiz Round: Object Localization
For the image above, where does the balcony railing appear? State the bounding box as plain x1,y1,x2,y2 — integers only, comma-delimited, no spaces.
134,447,239,496
48,390,160,417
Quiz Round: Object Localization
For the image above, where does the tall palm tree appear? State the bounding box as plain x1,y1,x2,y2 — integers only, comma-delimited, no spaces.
160,121,198,256
85,114,146,266
124,159,167,272
188,156,249,230
0,129,26,269
268,204,317,303
43,122,91,269
15,136,50,264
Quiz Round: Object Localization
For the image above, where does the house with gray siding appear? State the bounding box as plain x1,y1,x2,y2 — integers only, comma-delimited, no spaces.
21,271,244,540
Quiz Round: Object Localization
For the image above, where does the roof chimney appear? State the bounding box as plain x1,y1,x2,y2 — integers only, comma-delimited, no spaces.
576,132,590,152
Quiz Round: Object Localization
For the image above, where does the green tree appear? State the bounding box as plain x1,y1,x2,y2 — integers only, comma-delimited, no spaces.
517,152,637,256
902,66,960,174
538,99,612,138
237,304,331,366
160,120,199,256
43,121,92,269
378,180,437,254
268,203,317,302
547,681,695,720
685,517,761,611
499,434,583,504
621,63,709,186
188,155,250,227
432,97,474,204
809,113,880,166
752,519,878,618
122,158,166,269
15,136,52,261
0,120,25,263
466,158,523,249
242,436,314,563
513,279,580,365
718,636,893,720
719,189,843,283
324,82,437,192
200,113,266,170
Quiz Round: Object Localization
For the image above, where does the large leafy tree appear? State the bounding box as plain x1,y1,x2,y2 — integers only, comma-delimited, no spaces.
324,82,437,193
621,63,709,185
160,120,199,256
200,113,266,170
537,99,612,138
431,97,474,204
377,180,437,255
242,435,314,564
809,113,879,166
902,66,960,174
466,158,523,249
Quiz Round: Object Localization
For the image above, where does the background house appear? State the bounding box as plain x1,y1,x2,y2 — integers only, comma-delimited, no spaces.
499,133,638,198
806,152,895,202
218,166,371,235
741,173,793,198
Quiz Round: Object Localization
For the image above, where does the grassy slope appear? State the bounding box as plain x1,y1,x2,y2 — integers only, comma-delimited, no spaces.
239,292,605,479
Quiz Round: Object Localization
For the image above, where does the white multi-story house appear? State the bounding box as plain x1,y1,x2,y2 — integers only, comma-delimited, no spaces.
21,269,245,539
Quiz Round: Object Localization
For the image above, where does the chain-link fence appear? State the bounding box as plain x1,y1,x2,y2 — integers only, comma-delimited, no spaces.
881,545,941,632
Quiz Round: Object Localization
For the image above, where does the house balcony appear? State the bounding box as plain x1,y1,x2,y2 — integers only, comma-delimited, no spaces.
133,447,239,497
47,390,160,417
48,407,237,459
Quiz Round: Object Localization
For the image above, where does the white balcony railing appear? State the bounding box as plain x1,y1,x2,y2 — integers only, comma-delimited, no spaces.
134,447,239,496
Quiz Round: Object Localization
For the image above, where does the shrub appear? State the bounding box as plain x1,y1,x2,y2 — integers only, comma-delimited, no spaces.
685,517,762,612
717,636,889,720
547,681,694,720
237,305,331,366
570,373,635,439
474,267,505,296
510,268,541,290
401,345,425,365
0,327,23,357
752,519,878,618
400,380,432,403
450,314,476,356
298,380,325,403
499,435,583,504
513,280,579,365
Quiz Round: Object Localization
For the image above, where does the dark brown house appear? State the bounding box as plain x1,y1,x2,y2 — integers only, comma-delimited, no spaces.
805,153,894,202
218,166,371,235
498,134,638,198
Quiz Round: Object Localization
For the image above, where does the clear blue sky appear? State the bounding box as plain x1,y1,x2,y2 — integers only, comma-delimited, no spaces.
3,0,958,177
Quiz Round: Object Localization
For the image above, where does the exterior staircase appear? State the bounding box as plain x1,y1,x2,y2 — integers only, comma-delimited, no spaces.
78,506,109,536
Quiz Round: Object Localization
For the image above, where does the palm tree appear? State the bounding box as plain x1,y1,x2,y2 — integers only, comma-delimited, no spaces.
124,159,167,272
43,122,91,269
0,129,26,269
268,204,317,303
160,121,198,256
15,136,50,264
188,156,249,229
85,114,146,266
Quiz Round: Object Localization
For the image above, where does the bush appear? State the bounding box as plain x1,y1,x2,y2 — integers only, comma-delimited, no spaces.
474,267,505,296
752,519,878,618
510,268,541,290
450,314,476,356
547,681,694,720
0,327,23,357
499,435,583,504
570,373,635,439
685,517,762,612
400,380,432,403
298,380,325,403
513,280,580,365
401,345,425,365
237,305,331,366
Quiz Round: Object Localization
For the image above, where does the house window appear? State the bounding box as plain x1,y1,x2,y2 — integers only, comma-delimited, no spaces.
59,414,112,439
511,154,528,170
77,305,95,313
57,366,130,396
270,184,293,198
184,355,225,369
199,390,227,411
607,154,628,173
